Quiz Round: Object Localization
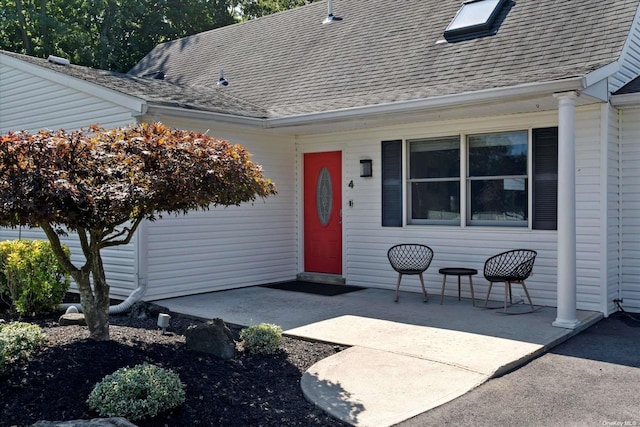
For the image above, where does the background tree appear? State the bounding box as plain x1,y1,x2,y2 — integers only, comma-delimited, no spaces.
233,0,319,20
0,123,277,340
0,0,236,72
0,0,320,71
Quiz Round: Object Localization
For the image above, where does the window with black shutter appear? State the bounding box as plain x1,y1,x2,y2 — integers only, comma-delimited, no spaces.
382,140,402,227
381,127,558,229
532,127,558,230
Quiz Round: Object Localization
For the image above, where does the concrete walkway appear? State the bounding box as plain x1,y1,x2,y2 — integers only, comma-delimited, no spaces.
155,287,601,427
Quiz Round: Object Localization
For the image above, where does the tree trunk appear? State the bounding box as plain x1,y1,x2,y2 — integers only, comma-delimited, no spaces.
97,0,116,69
38,0,51,55
15,0,34,55
81,241,111,340
75,270,110,341
40,223,111,340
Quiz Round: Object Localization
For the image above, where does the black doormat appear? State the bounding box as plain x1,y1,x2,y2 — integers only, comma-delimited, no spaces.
260,281,366,296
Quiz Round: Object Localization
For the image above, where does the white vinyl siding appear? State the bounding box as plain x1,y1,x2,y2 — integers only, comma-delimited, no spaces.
574,106,607,311
620,108,640,312
0,61,135,133
298,107,606,311
139,116,297,300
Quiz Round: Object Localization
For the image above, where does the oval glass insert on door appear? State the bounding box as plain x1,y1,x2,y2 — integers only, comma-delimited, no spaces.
316,167,333,226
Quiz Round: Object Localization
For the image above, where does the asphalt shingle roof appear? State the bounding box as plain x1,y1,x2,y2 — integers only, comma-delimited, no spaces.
5,0,639,118
128,0,639,117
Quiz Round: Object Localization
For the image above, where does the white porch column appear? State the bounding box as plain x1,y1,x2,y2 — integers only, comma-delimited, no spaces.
552,91,581,329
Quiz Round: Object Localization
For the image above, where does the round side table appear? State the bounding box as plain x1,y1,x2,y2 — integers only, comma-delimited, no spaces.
439,267,478,306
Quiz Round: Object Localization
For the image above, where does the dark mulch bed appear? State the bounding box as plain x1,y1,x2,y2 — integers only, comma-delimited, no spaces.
0,303,349,427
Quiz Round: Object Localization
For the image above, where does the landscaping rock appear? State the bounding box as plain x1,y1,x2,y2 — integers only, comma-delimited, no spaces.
58,313,86,326
128,301,170,320
186,318,236,359
31,417,137,426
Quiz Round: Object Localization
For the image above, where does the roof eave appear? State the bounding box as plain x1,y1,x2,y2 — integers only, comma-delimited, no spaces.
149,77,587,129
265,77,586,128
146,104,268,127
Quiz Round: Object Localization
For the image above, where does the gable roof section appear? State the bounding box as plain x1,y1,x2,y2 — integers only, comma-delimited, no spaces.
0,50,269,119
1,51,146,115
130,0,640,118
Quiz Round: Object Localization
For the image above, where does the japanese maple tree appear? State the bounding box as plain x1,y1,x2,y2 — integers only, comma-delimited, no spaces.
0,122,276,340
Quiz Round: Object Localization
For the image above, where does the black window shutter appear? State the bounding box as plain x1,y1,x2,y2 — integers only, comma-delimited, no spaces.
532,127,558,230
382,140,403,227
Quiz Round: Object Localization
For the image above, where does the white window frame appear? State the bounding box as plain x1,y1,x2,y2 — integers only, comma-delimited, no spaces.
405,129,533,228
465,130,529,227
406,136,461,225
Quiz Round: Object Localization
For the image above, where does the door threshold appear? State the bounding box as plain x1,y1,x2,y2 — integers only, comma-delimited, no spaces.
297,272,345,285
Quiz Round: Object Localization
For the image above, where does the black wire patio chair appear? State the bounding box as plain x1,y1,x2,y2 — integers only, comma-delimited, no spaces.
387,244,434,303
483,249,537,314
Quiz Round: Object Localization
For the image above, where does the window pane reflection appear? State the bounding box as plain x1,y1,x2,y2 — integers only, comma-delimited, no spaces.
469,132,527,177
411,182,460,221
470,179,528,222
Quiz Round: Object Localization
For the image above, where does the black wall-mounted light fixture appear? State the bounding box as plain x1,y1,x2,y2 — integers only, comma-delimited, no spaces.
360,159,372,178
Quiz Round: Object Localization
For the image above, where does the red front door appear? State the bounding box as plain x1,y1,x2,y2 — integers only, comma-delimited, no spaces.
304,151,342,274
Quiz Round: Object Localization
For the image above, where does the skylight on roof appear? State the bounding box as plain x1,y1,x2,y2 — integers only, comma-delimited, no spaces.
444,0,507,42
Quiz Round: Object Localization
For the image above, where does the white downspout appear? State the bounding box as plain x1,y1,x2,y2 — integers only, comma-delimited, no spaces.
107,282,147,314
61,281,146,314
598,103,610,316
617,108,624,306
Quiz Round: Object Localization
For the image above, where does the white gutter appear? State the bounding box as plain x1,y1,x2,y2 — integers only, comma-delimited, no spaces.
149,77,585,129
610,92,640,107
146,104,267,127
267,77,586,127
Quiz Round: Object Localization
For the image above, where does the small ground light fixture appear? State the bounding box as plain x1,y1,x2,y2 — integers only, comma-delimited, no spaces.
157,313,171,334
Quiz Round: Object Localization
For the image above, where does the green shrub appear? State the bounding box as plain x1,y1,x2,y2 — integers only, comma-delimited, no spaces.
240,323,283,355
0,240,70,316
0,321,46,372
87,363,186,421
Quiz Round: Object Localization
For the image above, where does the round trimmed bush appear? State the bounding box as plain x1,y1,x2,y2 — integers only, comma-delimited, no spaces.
240,323,283,355
87,363,186,421
0,321,46,373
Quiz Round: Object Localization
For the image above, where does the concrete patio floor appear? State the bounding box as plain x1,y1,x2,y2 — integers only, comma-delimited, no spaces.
154,286,602,426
